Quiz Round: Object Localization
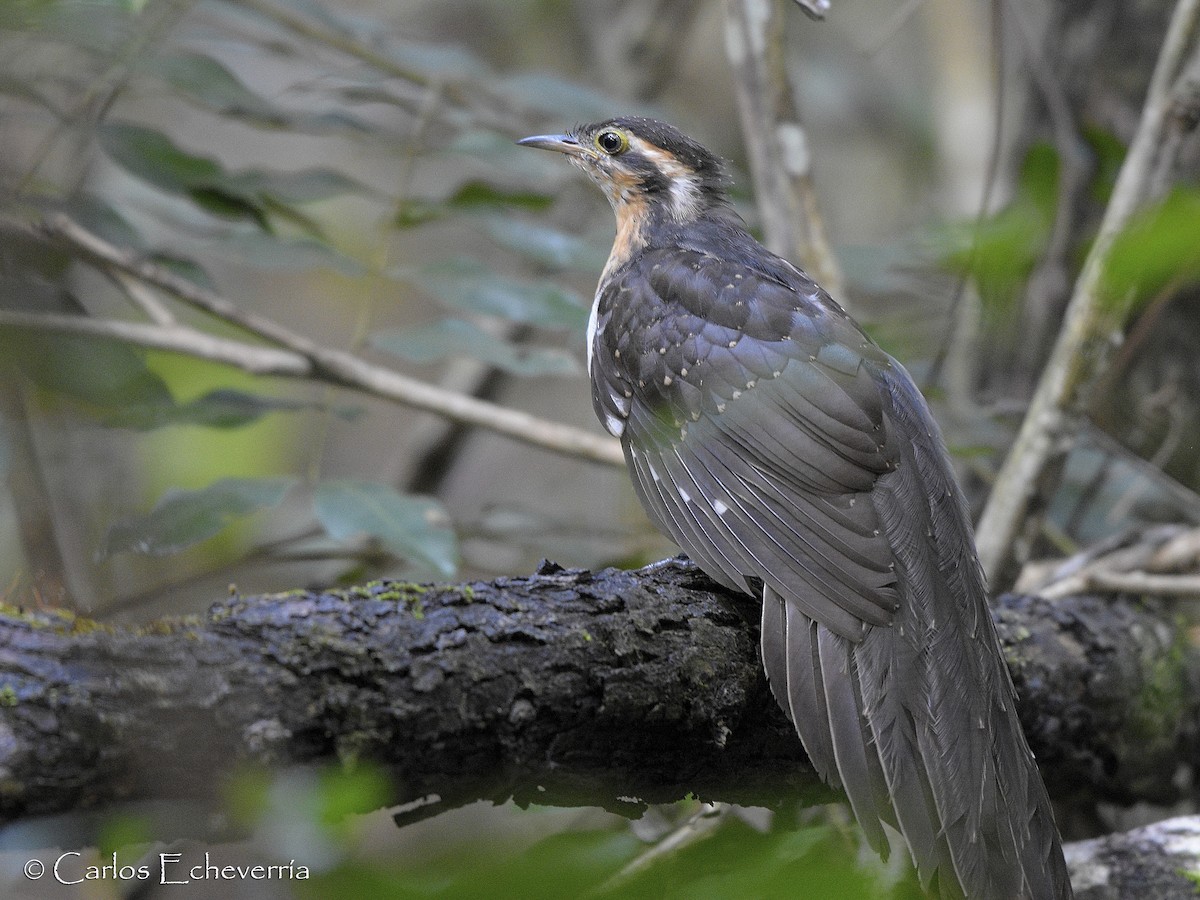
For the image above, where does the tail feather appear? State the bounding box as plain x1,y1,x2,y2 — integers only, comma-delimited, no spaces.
757,365,1072,899
815,622,892,854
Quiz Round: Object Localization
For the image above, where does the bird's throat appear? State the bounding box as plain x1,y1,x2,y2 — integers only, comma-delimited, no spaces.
601,194,651,283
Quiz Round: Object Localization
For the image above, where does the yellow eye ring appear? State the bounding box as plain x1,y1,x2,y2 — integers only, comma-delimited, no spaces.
595,130,628,155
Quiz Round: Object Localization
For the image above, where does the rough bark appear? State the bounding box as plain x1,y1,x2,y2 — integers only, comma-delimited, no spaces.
1066,814,1200,898
0,558,1196,831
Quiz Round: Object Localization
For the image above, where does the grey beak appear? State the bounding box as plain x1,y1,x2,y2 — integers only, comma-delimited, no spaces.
516,133,586,157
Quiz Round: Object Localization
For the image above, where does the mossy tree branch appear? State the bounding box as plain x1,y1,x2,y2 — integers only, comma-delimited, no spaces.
0,559,1195,829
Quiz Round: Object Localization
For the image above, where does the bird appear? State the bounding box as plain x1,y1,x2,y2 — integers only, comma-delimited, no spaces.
518,116,1072,899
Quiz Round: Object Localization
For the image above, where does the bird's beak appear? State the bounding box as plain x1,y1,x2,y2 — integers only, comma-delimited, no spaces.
516,133,588,158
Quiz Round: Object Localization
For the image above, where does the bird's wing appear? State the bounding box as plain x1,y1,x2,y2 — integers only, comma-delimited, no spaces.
599,247,901,641
598,248,1072,899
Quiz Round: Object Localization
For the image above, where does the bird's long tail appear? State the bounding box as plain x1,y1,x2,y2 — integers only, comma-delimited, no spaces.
760,370,1072,900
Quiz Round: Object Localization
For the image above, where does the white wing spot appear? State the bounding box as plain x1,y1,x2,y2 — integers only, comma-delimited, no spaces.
649,464,661,482
663,375,673,386
603,412,625,437
713,499,729,516
679,487,692,503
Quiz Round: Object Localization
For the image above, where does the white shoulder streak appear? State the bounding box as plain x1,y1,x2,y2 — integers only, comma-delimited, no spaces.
586,286,601,375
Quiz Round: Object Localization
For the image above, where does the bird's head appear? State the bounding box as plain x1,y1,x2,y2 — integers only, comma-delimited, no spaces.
518,117,731,225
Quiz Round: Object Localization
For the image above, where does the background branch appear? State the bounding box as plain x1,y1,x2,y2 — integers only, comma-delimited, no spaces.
723,0,846,302
974,0,1200,584
3,215,625,469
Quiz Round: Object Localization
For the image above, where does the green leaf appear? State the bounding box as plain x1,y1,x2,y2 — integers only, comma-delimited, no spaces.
449,180,555,212
0,0,75,30
0,72,58,109
485,217,607,271
103,476,296,557
99,122,225,196
940,142,1059,320
98,123,371,228
497,71,642,121
372,319,580,376
388,39,487,80
1083,124,1126,205
212,231,367,275
146,253,217,290
313,480,458,577
68,193,146,248
4,331,173,410
316,765,391,830
225,167,372,205
396,181,555,229
101,388,338,430
1104,187,1200,311
400,258,587,331
147,51,291,127
148,51,378,135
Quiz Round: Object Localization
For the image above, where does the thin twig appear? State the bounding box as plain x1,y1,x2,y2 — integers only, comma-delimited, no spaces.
974,0,1200,584
923,0,1006,393
1005,0,1091,383
723,0,846,303
1149,42,1200,198
1018,524,1200,598
0,311,310,375
862,0,927,56
589,803,728,897
105,270,177,326
1071,570,1200,598
5,216,625,468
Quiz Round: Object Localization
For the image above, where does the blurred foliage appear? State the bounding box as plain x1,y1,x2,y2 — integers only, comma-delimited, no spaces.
306,818,887,900
1104,187,1200,311
313,479,459,578
373,319,581,377
940,141,1059,325
0,0,627,600
214,765,904,900
103,475,296,556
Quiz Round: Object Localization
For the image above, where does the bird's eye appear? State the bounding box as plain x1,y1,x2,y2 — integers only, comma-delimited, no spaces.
595,130,628,155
